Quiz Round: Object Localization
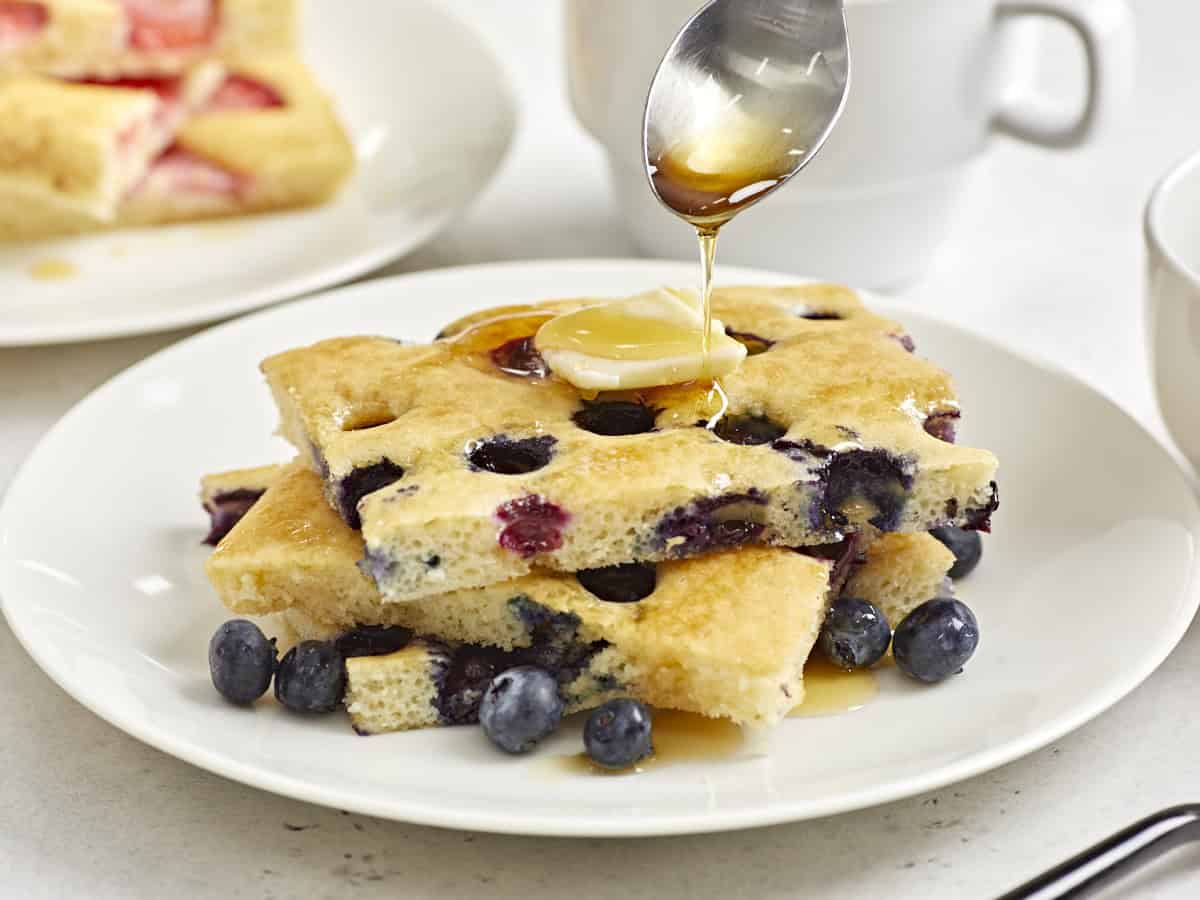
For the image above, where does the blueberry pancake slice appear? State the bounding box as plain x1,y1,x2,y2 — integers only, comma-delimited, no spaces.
260,285,997,603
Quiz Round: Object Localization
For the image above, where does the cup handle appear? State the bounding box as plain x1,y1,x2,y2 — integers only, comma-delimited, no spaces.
993,0,1136,148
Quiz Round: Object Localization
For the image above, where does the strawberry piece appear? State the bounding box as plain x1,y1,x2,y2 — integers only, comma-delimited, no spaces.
147,146,245,197
79,76,182,102
119,0,215,51
206,74,285,111
0,2,48,51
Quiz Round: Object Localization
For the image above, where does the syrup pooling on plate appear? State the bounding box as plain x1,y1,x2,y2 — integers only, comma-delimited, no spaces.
550,708,745,775
789,657,879,717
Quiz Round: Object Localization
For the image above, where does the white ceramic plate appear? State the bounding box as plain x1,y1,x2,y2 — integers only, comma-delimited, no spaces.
0,0,516,347
2,260,1197,837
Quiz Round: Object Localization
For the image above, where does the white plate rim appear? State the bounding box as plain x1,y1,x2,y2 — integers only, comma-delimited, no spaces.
2,258,1198,837
0,0,517,349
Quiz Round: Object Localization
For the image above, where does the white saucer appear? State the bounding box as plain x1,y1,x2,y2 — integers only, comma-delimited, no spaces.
0,0,516,347
2,260,1196,837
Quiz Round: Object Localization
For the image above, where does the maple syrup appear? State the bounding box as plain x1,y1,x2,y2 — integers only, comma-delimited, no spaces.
648,115,802,400
789,657,879,718
28,258,77,281
549,708,745,776
535,297,707,361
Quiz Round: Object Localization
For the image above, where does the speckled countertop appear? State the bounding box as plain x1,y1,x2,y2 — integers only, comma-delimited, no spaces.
3,1,1200,897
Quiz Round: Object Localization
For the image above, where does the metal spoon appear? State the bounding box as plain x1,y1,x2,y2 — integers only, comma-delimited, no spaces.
643,0,851,230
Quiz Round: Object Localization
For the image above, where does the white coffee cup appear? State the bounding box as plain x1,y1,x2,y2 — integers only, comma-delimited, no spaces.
566,0,1135,288
1145,149,1200,468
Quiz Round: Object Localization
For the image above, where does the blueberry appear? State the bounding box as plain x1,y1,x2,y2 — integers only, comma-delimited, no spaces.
479,666,564,753
576,563,657,603
584,698,653,769
930,525,983,579
274,641,347,713
724,328,773,356
818,597,891,669
437,645,508,725
490,336,550,378
893,598,979,684
208,619,277,704
710,414,787,446
467,435,556,475
334,625,413,658
202,489,264,545
335,459,405,529
573,401,658,436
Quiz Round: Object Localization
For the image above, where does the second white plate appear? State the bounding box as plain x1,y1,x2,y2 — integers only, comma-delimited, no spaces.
0,0,516,347
2,260,1197,836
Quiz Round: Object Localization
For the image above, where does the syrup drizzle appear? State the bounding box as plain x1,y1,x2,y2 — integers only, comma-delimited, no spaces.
549,661,878,776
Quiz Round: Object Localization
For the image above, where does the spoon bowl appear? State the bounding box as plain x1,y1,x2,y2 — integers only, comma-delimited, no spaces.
643,0,850,229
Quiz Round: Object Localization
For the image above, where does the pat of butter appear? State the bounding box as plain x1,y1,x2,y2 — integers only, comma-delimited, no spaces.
534,288,746,391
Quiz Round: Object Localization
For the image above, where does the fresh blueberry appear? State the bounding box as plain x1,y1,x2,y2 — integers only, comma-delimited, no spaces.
584,698,653,769
893,598,979,684
576,563,657,603
479,666,564,753
818,597,892,669
930,525,983,579
208,619,277,704
274,641,347,713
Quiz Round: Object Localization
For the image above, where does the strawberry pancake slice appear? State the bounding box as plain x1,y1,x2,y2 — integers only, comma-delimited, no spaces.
120,56,354,228
0,60,225,239
0,0,296,78
0,2,47,53
119,0,215,51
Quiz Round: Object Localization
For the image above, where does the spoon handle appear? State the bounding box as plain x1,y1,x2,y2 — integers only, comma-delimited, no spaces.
998,805,1200,899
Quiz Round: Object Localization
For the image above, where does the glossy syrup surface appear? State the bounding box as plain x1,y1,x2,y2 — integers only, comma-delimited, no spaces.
789,657,879,718
535,299,706,362
28,258,78,281
550,708,744,776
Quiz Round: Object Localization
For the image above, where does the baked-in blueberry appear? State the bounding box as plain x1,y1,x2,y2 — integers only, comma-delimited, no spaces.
335,459,406,529
576,563,657,603
334,625,414,658
710,414,788,446
819,448,912,532
490,336,550,378
724,327,773,356
962,481,999,533
930,525,983,579
584,698,653,769
923,410,960,444
573,401,658,436
436,645,509,725
893,598,979,684
495,494,570,557
656,491,767,556
275,641,347,713
202,489,264,545
792,305,842,321
479,666,564,753
467,435,556,475
819,597,892,669
208,619,277,704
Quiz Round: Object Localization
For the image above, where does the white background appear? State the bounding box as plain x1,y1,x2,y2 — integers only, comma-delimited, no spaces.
2,1,1199,897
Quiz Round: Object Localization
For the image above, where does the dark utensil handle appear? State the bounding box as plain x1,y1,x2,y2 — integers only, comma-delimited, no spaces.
998,805,1200,899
